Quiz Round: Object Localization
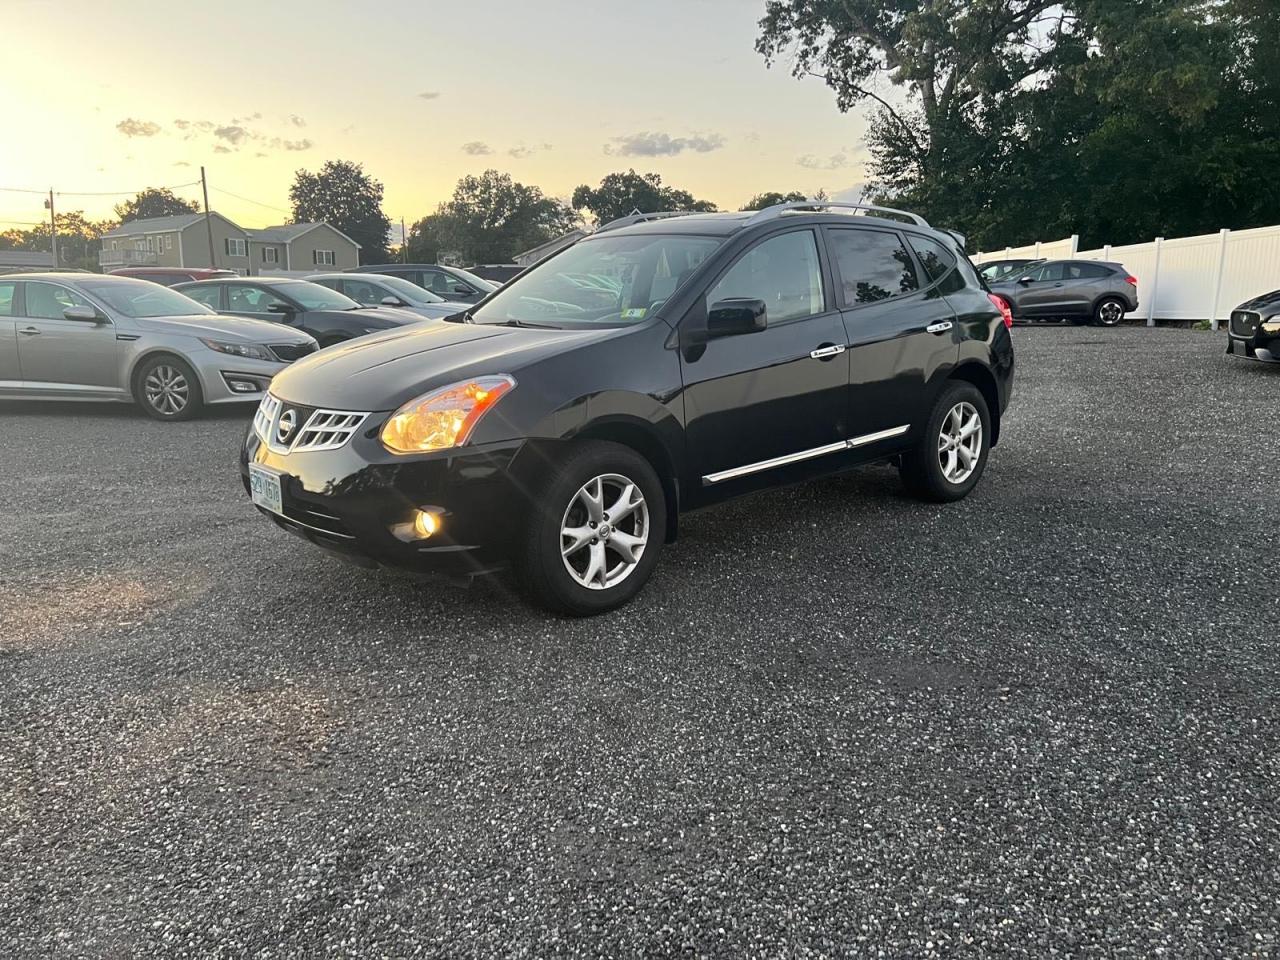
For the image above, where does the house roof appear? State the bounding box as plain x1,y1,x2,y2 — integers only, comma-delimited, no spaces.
102,213,210,238
246,223,363,249
0,250,56,267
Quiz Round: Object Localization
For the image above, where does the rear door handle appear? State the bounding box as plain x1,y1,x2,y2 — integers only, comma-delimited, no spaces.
926,321,953,335
18,326,40,336
809,344,846,360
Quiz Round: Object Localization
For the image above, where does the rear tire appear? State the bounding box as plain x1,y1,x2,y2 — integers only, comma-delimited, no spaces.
514,440,666,616
1093,297,1126,326
899,382,991,502
133,354,203,421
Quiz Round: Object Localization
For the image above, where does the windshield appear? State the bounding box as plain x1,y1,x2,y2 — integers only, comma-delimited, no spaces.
471,234,722,327
380,275,445,304
82,279,216,318
275,281,362,311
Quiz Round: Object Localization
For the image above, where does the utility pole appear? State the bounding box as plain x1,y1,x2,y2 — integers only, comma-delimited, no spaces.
201,166,217,268
401,217,408,263
45,191,58,268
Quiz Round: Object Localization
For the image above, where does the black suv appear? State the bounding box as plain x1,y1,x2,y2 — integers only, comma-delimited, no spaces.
241,203,1015,616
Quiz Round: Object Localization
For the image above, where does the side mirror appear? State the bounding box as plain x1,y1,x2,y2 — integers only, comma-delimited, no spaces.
451,284,473,296
63,305,100,323
708,298,768,338
380,295,405,307
1017,276,1034,285
267,303,294,314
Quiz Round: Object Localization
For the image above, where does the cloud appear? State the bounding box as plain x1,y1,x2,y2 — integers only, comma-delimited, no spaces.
605,131,725,157
173,119,190,130
417,91,441,100
507,143,551,159
255,152,268,158
288,114,306,127
461,141,493,156
268,137,313,151
213,144,232,154
214,124,251,146
832,183,869,203
797,151,855,170
173,161,191,167
117,118,161,137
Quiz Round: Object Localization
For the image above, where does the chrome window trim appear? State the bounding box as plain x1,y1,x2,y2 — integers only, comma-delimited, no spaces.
702,425,910,484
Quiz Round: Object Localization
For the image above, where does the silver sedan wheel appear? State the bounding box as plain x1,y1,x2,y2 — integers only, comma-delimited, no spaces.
938,401,983,484
1098,300,1124,325
144,364,190,416
560,473,650,591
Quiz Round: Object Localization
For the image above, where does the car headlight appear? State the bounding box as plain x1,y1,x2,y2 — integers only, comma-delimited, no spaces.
200,338,274,361
380,375,516,454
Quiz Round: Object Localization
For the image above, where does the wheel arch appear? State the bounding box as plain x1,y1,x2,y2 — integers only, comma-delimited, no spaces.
948,362,1002,447
571,417,681,543
126,347,205,402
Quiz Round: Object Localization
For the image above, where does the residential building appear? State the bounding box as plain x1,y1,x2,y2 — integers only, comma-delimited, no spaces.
0,250,57,274
100,213,360,275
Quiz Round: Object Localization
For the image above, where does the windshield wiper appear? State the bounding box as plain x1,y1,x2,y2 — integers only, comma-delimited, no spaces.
499,319,558,329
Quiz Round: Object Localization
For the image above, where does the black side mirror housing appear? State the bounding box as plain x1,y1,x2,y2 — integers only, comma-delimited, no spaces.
707,298,768,338
267,303,295,314
380,295,405,307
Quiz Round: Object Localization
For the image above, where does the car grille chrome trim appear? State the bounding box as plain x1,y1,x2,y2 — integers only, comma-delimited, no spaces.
253,393,370,453
702,425,910,484
269,342,318,363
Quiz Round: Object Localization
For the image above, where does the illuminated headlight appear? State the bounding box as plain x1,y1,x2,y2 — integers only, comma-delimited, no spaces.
380,375,516,454
200,338,274,361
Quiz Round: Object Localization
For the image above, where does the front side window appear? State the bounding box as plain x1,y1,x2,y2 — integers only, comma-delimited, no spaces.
227,283,289,313
827,228,919,306
472,234,722,328
23,282,92,320
380,275,443,304
0,281,15,316
278,281,360,311
181,284,222,309
342,278,384,305
81,279,216,317
707,230,825,323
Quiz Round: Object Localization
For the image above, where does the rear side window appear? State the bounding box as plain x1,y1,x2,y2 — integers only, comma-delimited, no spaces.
0,282,14,316
1067,262,1110,279
707,229,825,323
907,235,957,284
827,228,919,306
1038,263,1066,281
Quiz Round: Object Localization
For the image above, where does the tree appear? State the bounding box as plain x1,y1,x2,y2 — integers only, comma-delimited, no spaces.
406,170,579,265
740,191,809,211
289,159,392,262
571,170,716,226
114,187,198,223
0,211,115,271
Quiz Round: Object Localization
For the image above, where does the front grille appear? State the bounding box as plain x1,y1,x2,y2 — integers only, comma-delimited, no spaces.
1230,310,1261,338
253,393,369,453
269,342,318,363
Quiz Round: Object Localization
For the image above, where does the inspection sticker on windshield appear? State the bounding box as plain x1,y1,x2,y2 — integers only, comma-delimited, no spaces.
621,308,647,319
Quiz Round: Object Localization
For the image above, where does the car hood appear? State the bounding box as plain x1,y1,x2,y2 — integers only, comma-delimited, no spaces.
270,321,622,410
138,314,314,344
1237,289,1280,314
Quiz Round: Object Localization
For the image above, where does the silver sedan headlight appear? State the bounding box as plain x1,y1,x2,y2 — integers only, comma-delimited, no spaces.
199,338,275,362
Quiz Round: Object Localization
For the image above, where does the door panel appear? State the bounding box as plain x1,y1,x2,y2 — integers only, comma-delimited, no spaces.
826,227,959,442
0,281,19,384
16,281,120,392
680,228,850,499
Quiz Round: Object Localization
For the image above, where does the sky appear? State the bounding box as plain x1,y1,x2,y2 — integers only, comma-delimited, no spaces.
0,0,871,233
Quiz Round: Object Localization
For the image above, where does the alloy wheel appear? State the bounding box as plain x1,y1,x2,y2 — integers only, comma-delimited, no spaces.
938,401,983,484
560,473,650,590
1098,300,1124,325
144,364,190,416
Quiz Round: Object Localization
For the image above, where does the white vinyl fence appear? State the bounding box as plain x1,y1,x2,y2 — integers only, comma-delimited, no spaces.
974,224,1280,328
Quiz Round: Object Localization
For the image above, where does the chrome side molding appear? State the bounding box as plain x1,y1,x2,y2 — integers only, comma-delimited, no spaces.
702,425,910,484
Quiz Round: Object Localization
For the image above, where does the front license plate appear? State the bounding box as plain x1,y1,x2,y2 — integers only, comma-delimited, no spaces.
249,464,284,516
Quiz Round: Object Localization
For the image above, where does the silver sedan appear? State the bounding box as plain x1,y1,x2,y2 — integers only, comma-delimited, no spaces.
0,273,318,421
306,272,471,320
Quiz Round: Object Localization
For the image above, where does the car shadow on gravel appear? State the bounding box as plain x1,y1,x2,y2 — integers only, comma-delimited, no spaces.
0,399,251,421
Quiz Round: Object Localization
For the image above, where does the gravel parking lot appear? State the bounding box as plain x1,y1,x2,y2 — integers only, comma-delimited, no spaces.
2,325,1277,958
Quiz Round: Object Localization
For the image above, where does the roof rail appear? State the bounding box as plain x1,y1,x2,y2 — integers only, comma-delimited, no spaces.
746,201,930,229
594,211,704,234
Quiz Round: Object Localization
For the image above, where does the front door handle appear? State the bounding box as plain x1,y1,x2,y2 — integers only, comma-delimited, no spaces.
926,321,953,335
18,326,40,336
809,343,846,360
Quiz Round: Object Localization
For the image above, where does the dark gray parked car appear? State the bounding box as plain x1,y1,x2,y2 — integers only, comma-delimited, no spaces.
978,258,1043,282
349,263,497,303
987,260,1139,326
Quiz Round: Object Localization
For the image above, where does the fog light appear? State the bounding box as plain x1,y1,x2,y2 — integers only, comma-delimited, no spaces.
226,378,261,393
412,509,441,539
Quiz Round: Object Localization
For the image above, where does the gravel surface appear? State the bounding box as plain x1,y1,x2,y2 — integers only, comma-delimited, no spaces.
1,326,1277,958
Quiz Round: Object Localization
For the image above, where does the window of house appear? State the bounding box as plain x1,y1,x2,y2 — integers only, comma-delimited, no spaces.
146,237,156,253
707,229,825,323
165,235,173,251
262,247,279,264
827,228,920,306
313,249,335,267
225,238,247,258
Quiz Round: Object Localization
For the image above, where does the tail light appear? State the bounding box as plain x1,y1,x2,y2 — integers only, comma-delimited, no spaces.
1125,275,1138,286
988,293,1013,328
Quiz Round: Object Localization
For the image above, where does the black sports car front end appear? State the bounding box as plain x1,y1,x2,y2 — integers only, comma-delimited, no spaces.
1227,290,1280,363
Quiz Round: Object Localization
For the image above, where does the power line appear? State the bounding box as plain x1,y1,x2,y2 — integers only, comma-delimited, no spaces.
210,186,290,215
0,181,201,197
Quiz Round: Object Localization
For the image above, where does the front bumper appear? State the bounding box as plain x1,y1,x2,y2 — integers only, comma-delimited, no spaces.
240,423,528,577
195,352,290,405
1227,327,1280,363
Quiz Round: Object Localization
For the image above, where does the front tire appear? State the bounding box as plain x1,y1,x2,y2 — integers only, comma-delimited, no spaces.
1093,297,1127,327
899,382,991,502
515,440,666,616
133,354,203,421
